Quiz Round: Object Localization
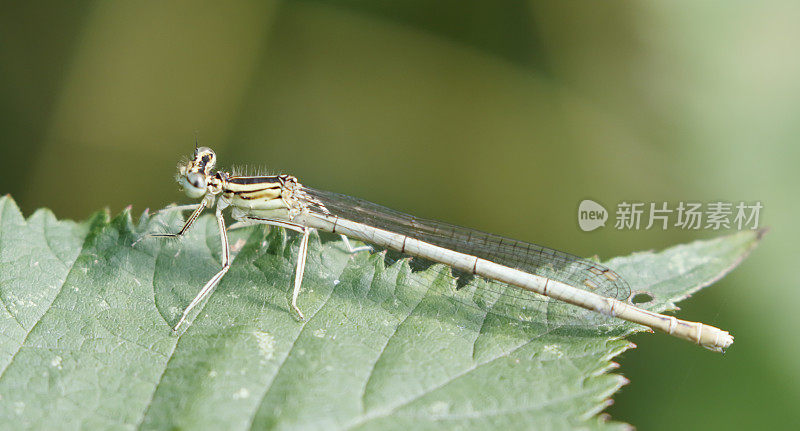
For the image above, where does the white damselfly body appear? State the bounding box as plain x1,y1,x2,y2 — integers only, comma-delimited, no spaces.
148,146,733,352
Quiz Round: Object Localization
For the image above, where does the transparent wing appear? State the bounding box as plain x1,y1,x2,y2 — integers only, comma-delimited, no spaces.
302,186,631,329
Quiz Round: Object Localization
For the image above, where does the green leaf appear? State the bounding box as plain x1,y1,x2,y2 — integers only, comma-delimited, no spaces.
0,196,763,430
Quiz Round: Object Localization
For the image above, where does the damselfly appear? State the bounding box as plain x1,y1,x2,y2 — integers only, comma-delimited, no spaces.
148,146,733,352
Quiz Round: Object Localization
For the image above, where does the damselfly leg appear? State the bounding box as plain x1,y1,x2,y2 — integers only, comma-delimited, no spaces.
235,216,312,320
340,235,372,254
173,206,230,330
150,201,207,239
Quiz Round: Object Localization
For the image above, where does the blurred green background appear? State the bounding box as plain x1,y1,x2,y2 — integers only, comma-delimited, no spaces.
1,1,797,429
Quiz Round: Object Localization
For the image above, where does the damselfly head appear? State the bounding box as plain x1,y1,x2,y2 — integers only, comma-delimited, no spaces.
176,147,217,198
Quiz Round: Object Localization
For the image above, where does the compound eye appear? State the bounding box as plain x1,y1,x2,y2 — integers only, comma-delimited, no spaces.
187,172,206,189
